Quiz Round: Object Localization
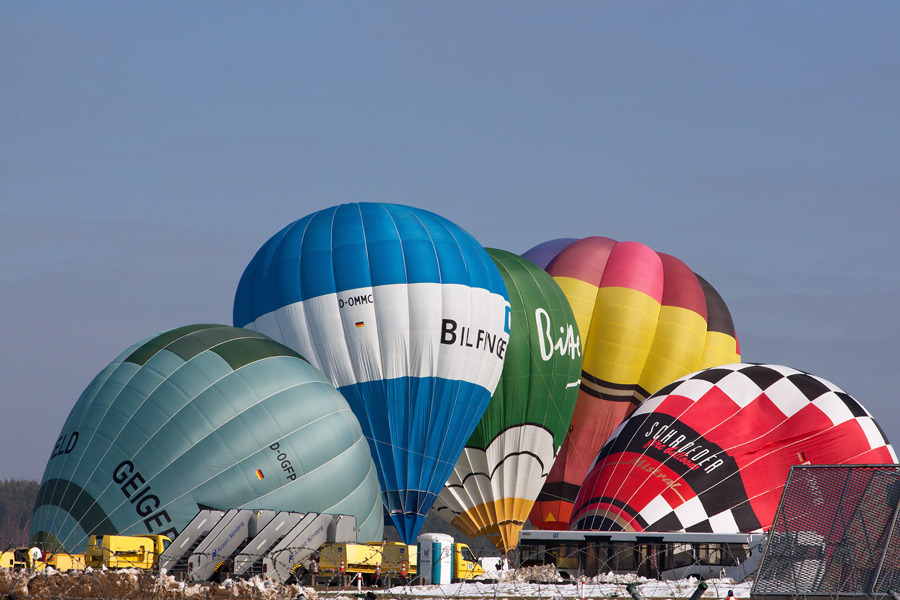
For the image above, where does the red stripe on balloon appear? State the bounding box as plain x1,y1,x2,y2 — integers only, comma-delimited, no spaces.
598,241,664,303
545,236,617,284
658,253,707,317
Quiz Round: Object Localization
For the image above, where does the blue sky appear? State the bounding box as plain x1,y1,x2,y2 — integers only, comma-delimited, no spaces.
2,2,899,480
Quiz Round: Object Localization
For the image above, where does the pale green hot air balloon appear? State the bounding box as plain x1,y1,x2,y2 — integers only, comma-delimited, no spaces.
31,324,383,553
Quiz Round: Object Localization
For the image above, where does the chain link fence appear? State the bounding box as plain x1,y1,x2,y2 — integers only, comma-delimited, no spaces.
752,464,900,599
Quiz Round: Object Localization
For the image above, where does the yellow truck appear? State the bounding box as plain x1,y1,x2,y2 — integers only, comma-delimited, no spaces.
1,547,46,570
316,541,383,583
1,547,85,572
381,541,416,578
316,537,483,585
450,541,483,581
85,534,170,570
47,553,87,571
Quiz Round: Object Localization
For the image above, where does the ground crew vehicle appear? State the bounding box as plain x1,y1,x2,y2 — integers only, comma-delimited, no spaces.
316,541,383,583
0,547,46,570
451,541,484,581
45,553,86,571
0,547,85,572
317,537,483,585
381,541,416,579
85,534,170,570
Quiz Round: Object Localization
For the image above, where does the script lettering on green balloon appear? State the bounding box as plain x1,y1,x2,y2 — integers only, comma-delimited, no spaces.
535,308,580,362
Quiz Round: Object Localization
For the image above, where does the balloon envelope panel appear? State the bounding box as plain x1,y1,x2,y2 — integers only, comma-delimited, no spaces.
520,238,579,270
233,203,510,543
433,249,581,552
31,325,383,552
523,236,741,530
570,363,897,533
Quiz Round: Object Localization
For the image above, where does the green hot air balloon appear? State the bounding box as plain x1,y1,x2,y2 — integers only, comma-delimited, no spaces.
432,249,581,552
31,325,383,553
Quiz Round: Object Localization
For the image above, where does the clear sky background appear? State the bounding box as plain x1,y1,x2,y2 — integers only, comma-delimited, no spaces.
2,3,898,481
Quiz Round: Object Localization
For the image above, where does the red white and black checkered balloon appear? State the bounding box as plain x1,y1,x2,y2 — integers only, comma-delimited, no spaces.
570,363,898,533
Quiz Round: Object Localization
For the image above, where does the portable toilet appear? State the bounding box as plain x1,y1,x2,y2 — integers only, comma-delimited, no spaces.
417,533,454,584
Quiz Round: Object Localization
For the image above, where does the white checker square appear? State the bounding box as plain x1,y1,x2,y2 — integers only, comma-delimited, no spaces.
764,376,810,418
812,392,853,426
669,378,715,403
708,509,740,533
858,417,890,451
714,370,766,408
633,395,666,416
672,495,708,529
639,494,675,526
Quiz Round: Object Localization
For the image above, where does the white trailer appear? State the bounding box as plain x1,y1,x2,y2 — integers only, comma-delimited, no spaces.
232,511,308,577
158,509,225,576
187,509,255,581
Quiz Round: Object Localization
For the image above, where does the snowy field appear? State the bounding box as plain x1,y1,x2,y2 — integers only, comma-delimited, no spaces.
381,579,749,599
366,566,750,599
376,567,753,599
1,565,752,599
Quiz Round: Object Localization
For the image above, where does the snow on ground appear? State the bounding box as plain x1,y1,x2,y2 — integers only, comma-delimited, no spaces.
385,579,749,599
2,565,753,599
382,565,751,598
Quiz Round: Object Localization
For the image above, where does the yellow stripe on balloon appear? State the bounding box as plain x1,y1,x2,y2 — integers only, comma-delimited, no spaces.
583,286,661,386
698,330,741,369
640,305,708,395
552,277,598,349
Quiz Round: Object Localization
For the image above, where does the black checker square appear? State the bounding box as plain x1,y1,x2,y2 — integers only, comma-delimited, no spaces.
688,367,734,385
654,379,682,398
729,499,764,532
786,372,832,402
685,519,714,533
736,364,785,390
647,512,684,532
837,391,870,418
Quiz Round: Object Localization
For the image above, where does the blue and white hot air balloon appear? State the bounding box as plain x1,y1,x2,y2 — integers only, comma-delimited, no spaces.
234,203,510,543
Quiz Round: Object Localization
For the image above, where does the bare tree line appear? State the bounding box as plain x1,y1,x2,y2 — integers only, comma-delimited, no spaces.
0,479,38,548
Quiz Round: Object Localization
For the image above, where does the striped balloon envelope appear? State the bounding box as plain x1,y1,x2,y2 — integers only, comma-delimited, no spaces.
432,249,581,552
523,237,741,530
570,363,898,533
31,325,383,552
233,203,510,544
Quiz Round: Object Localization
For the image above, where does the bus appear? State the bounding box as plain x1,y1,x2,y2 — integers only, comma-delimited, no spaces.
517,529,767,582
